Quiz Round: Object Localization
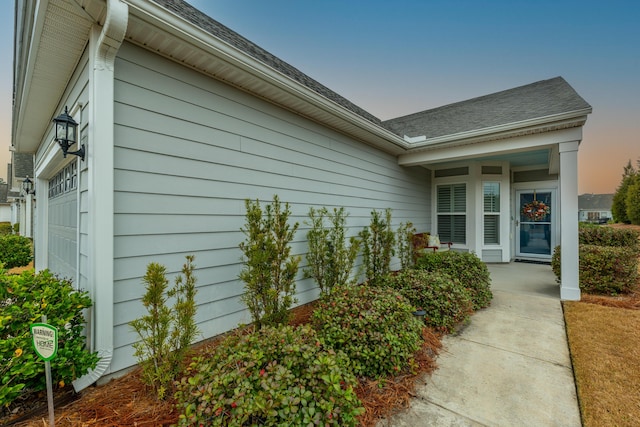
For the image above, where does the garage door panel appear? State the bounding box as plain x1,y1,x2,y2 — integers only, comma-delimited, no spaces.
48,163,78,283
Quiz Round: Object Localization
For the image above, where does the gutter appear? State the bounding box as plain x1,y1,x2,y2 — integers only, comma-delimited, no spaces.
72,0,128,392
404,108,593,151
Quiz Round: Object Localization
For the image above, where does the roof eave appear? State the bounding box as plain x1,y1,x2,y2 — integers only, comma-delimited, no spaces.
405,107,593,151
125,0,410,155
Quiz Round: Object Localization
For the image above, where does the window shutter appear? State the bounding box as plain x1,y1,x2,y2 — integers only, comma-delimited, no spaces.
484,215,499,244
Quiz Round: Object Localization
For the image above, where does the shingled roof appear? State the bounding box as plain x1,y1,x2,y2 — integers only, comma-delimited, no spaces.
12,152,34,180
382,77,592,139
152,0,382,126
579,194,614,210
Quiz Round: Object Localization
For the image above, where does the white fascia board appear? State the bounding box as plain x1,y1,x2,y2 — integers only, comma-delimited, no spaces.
399,126,584,167
123,0,410,152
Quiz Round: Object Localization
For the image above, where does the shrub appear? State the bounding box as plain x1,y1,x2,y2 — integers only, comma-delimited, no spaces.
359,209,395,285
239,196,301,328
312,285,423,378
0,235,32,268
552,245,639,295
579,226,640,251
174,325,363,427
0,222,12,236
305,207,360,294
396,221,417,270
0,269,98,407
129,256,199,399
12,223,19,234
416,251,493,310
377,270,473,332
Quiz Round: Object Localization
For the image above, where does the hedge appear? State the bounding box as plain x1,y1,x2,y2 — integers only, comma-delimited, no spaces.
552,244,639,294
415,251,493,310
578,226,640,252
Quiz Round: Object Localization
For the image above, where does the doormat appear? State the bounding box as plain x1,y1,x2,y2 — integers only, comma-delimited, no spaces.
514,259,551,265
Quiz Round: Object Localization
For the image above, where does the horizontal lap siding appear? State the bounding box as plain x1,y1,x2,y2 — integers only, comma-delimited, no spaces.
111,43,430,372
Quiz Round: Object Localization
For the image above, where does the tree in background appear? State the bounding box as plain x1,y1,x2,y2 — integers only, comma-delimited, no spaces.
611,159,637,224
626,177,640,225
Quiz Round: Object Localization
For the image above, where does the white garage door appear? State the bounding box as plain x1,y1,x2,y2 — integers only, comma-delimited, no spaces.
47,162,78,282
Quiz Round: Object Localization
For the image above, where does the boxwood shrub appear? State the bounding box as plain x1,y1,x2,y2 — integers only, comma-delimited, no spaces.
415,251,493,310
552,244,639,294
0,235,32,268
377,270,473,332
312,285,423,378
174,325,363,427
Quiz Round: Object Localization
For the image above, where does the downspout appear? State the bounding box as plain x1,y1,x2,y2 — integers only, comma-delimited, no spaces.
73,0,128,392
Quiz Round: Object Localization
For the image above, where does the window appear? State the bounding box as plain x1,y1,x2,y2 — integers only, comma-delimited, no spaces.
483,182,500,244
48,162,78,199
437,183,466,244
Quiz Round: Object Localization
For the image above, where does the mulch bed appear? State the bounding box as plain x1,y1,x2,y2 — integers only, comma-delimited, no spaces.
4,301,443,427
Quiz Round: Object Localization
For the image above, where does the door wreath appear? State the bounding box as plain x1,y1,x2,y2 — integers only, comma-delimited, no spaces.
521,199,550,221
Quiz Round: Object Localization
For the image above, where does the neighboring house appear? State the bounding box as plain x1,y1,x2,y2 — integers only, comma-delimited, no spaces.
12,0,591,386
6,152,34,237
578,193,613,223
0,183,10,223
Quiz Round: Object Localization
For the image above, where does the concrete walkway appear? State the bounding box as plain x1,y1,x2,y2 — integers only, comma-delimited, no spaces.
379,262,581,427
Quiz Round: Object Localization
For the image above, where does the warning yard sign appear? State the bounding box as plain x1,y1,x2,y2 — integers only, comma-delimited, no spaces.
30,323,59,361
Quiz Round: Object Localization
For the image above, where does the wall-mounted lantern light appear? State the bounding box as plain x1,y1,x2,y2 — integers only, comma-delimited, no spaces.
23,176,36,196
53,106,85,160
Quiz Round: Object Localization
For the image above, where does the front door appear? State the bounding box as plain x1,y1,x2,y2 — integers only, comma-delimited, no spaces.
516,190,554,259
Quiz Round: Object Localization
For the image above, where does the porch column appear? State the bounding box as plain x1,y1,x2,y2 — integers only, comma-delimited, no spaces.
559,141,580,300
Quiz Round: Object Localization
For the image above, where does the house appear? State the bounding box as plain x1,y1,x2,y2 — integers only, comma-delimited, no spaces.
578,193,613,223
0,182,10,223
12,0,591,387
6,152,35,236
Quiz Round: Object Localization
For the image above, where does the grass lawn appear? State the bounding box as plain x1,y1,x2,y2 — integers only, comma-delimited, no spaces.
564,299,640,427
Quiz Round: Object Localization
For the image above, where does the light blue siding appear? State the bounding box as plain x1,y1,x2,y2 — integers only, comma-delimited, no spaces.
111,42,430,372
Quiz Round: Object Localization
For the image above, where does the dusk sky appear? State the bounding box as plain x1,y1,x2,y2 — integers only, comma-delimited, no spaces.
1,0,638,194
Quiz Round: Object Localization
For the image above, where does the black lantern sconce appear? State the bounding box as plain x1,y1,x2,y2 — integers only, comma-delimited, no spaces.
23,176,36,196
53,106,85,161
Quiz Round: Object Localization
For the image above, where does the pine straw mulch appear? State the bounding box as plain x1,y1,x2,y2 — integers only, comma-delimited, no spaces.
7,301,443,427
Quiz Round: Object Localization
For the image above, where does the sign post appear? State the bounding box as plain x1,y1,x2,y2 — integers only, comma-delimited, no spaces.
31,315,58,427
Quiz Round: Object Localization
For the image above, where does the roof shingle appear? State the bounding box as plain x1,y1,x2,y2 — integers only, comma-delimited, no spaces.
383,77,592,139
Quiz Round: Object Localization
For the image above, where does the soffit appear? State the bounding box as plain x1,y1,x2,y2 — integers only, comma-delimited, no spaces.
13,0,105,153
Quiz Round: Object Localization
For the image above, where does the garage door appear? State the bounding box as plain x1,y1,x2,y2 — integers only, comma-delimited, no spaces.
47,162,78,282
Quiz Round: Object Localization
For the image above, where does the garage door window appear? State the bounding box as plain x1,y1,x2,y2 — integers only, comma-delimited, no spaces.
49,162,77,198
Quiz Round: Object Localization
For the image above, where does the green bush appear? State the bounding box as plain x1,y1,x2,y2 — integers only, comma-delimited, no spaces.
239,196,300,328
578,226,640,252
0,235,32,268
396,221,417,270
175,325,363,427
305,207,361,294
416,251,493,310
12,223,19,234
359,209,395,285
377,270,473,332
312,285,423,378
0,222,12,236
129,256,199,399
0,270,99,407
552,245,639,295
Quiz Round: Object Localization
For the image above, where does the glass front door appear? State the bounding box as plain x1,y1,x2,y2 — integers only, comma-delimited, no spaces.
516,190,553,258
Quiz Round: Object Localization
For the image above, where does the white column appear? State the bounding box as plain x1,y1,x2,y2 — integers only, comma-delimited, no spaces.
559,141,580,300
